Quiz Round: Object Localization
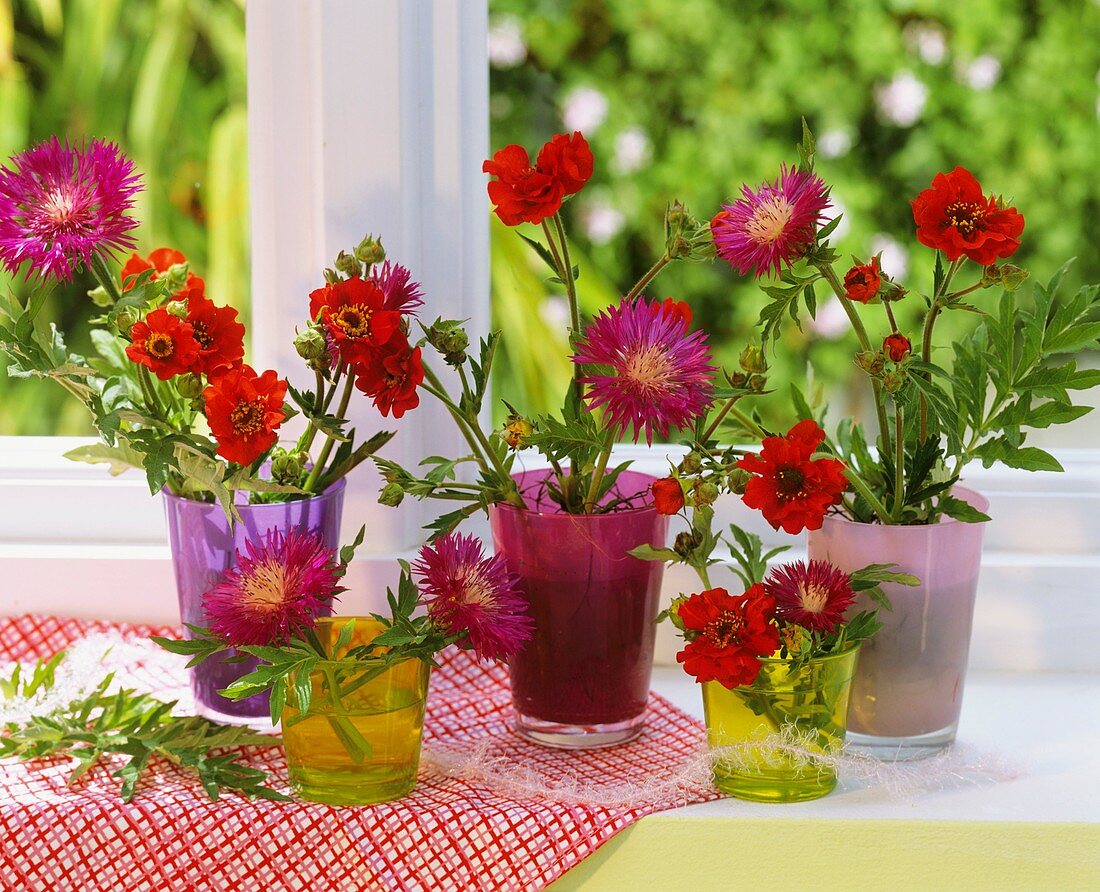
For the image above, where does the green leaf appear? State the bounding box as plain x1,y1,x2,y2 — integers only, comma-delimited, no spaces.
938,495,992,524
997,446,1064,473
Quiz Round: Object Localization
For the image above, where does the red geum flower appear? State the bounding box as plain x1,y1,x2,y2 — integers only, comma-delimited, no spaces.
482,144,564,226
353,331,424,418
765,560,856,634
911,166,1025,266
657,297,693,329
308,276,401,365
124,307,201,380
883,332,912,362
675,585,780,689
738,419,848,535
203,365,288,465
120,247,205,295
843,255,882,303
185,294,245,376
535,131,594,195
651,476,686,515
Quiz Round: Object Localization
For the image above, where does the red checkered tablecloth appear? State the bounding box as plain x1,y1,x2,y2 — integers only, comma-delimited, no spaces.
0,615,718,892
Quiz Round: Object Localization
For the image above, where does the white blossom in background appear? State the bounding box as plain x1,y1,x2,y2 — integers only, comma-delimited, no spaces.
965,55,1002,91
540,296,570,331
875,72,928,127
563,87,610,133
613,127,651,174
581,199,625,244
870,233,909,281
903,21,948,65
819,194,850,240
810,296,851,340
818,128,853,159
487,17,526,69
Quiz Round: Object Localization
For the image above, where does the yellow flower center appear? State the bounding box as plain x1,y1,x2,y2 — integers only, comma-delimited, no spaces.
704,610,744,648
745,196,794,244
622,344,672,392
230,400,266,436
945,200,986,238
145,332,175,359
798,582,829,614
241,560,288,613
332,305,371,339
775,465,807,501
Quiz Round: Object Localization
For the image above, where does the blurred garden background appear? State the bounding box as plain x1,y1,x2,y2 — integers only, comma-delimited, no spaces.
1,0,1098,438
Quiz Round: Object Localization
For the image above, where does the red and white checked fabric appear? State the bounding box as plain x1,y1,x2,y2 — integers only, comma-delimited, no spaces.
0,615,718,892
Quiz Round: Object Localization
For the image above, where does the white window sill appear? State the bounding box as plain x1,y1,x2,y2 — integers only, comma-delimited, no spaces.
550,668,1100,890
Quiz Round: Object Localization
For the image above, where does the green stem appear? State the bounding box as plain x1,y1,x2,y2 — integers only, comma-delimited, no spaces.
625,255,672,302
543,217,583,401
89,254,123,304
700,396,738,444
843,465,893,524
729,405,768,441
583,427,617,514
137,365,164,418
883,300,900,334
817,261,893,459
303,373,354,493
920,257,964,439
296,369,328,455
892,404,904,520
422,363,525,507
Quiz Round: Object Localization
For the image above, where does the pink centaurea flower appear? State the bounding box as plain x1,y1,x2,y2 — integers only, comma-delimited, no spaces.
764,559,856,634
202,528,343,647
370,260,424,315
573,297,715,445
412,533,532,662
711,165,830,279
0,137,142,280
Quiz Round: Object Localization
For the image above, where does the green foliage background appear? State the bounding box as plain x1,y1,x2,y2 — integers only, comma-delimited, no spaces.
487,0,1100,429
0,0,247,434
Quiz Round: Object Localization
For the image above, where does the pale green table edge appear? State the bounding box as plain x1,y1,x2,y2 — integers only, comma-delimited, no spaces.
549,816,1100,890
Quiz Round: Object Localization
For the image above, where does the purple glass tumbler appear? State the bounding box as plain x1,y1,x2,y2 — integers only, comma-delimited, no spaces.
489,469,669,748
163,478,345,724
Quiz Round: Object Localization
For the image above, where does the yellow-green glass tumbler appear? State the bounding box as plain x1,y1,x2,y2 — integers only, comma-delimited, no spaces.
281,618,430,806
702,645,860,803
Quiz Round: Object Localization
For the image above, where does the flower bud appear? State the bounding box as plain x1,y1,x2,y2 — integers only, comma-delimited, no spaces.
354,234,386,265
166,300,189,319
379,482,406,507
664,201,717,262
674,530,700,558
502,415,534,450
667,594,689,632
323,267,341,285
270,447,309,484
748,374,767,393
175,373,204,400
725,467,751,494
114,309,138,335
691,479,720,507
855,350,885,376
738,344,767,374
677,451,703,476
294,326,328,362
163,263,190,294
88,285,112,308
334,250,362,279
882,370,907,393
426,318,470,366
999,264,1029,292
728,371,748,387
883,333,912,363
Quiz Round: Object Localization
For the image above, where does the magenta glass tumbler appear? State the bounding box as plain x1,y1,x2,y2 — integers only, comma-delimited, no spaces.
489,469,669,748
163,479,345,724
807,486,989,759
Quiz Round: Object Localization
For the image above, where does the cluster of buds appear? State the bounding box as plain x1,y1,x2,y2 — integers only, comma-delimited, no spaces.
725,345,768,393
424,317,470,366
294,322,334,373
270,446,311,485
980,262,1029,293
175,372,204,401
856,333,912,393
323,235,387,284
664,201,717,263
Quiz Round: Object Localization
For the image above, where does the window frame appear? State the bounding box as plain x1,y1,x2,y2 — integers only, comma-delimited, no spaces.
1,0,1098,675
